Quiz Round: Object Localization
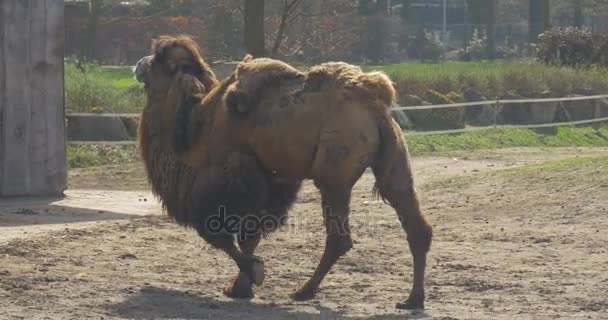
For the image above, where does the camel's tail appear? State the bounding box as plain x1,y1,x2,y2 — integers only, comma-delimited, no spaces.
371,114,402,204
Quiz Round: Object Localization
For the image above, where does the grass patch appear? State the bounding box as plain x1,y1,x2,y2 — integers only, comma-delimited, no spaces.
65,63,143,113
95,66,139,90
67,145,139,169
426,153,608,192
369,60,608,98
406,125,608,154
505,154,608,177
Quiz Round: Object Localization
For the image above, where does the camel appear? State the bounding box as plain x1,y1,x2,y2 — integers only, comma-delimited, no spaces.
134,35,433,310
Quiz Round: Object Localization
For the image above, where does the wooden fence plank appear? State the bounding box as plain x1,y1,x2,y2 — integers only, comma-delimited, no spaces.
0,0,66,196
0,1,5,190
2,1,31,195
43,0,68,194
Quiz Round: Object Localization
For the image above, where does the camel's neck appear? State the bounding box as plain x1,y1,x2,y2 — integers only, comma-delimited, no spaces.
138,103,196,221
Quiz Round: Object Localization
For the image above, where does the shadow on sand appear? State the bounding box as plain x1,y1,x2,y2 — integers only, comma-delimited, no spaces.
106,286,432,320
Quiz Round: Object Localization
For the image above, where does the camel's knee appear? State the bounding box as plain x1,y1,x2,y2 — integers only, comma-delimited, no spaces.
406,222,432,255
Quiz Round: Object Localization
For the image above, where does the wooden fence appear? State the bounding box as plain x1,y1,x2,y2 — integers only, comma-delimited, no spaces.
0,0,66,196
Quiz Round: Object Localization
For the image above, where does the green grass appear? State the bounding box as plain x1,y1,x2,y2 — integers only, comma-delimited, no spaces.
426,153,608,192
67,144,140,169
406,125,608,154
368,60,608,98
95,66,139,90
506,154,608,176
65,63,143,113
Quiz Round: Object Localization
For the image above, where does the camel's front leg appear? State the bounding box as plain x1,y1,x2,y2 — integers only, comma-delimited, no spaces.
200,232,265,299
291,188,353,300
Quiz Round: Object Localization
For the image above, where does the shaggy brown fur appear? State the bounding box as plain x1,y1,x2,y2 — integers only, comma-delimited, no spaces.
151,35,219,91
136,36,300,264
135,35,432,310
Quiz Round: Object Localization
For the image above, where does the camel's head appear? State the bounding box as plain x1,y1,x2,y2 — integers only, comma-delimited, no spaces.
134,35,218,98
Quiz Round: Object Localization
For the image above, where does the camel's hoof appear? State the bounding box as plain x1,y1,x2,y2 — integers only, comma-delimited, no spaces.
395,296,425,310
290,287,316,301
249,256,265,286
223,273,254,299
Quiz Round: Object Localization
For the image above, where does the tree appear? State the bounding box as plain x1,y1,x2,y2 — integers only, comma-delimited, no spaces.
244,0,266,57
529,0,550,43
465,0,485,48
465,0,496,59
270,0,305,57
359,0,392,63
86,0,102,62
574,0,583,28
486,0,496,60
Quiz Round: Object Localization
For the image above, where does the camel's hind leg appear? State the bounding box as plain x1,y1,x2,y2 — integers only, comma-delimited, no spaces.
373,144,433,310
291,187,353,301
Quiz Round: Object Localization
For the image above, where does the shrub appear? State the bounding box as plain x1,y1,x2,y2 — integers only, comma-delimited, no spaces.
592,33,608,66
422,30,443,62
535,27,594,67
461,29,487,61
422,90,465,129
408,29,443,62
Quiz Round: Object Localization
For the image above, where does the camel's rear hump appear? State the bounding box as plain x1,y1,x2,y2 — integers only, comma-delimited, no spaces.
307,62,396,108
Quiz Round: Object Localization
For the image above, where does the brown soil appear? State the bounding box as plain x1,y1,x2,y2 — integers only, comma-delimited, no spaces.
1,147,607,320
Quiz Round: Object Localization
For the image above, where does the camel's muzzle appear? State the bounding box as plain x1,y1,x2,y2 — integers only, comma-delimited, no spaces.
133,55,153,84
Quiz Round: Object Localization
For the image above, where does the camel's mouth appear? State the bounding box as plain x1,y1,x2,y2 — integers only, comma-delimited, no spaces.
133,55,153,84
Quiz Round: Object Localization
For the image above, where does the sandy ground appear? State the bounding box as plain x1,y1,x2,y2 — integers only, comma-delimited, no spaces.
0,147,607,320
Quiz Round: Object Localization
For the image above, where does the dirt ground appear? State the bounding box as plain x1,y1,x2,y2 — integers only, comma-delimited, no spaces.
1,147,607,320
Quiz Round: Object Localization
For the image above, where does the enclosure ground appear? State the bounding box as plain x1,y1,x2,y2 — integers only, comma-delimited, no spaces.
1,148,607,320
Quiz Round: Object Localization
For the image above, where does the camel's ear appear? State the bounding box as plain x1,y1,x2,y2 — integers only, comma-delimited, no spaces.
225,89,252,115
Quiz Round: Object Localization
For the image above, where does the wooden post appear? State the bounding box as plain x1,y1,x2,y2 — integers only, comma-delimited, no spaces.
0,0,67,197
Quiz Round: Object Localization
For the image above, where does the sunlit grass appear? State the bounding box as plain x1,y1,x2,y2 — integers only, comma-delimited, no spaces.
406,125,608,154
64,63,143,113
368,60,608,98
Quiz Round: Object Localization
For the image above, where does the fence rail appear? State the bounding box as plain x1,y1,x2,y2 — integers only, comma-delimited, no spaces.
394,93,608,136
392,94,608,111
406,116,608,136
66,94,608,144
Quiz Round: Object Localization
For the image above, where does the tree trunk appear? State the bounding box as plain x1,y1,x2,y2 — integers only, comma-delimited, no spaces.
529,0,550,43
574,0,583,28
358,0,374,15
466,0,484,44
377,0,390,15
86,0,101,62
244,0,266,57
486,0,496,60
